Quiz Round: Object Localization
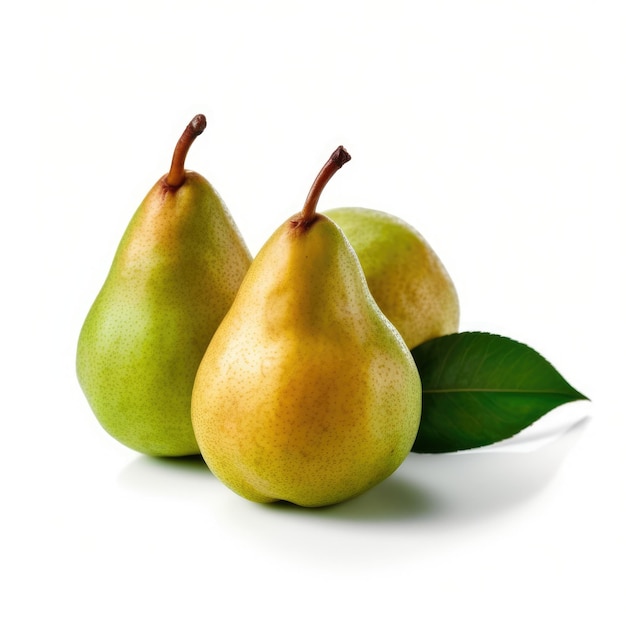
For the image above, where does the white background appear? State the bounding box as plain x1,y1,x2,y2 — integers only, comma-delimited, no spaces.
3,1,625,624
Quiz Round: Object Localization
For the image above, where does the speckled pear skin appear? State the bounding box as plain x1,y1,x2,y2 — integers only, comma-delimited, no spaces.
77,171,252,456
191,214,422,507
323,207,460,350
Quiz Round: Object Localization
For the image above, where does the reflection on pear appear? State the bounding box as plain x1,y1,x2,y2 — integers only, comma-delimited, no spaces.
324,207,459,349
191,147,422,507
77,114,252,456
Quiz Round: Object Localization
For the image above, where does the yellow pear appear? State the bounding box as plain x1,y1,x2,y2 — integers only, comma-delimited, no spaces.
323,207,460,349
191,147,422,507
77,115,252,456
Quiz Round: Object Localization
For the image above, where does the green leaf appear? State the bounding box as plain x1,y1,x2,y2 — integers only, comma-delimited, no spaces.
410,332,588,453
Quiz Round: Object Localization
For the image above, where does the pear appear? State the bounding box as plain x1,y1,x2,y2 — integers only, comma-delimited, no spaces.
323,207,460,349
191,147,422,507
77,114,252,457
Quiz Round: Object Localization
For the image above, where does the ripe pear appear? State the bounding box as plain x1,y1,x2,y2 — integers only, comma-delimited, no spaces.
77,114,252,457
191,147,422,507
323,207,460,349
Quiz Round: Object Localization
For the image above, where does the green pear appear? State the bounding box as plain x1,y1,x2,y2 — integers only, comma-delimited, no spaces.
77,114,252,457
191,147,422,507
323,207,460,349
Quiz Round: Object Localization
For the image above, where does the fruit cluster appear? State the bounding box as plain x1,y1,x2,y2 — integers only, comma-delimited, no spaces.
77,114,585,508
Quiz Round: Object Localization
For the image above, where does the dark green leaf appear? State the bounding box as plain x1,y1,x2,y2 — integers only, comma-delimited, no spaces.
410,332,588,453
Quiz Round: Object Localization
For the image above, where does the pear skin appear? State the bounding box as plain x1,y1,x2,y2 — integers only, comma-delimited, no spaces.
77,115,252,456
191,147,422,506
324,207,460,349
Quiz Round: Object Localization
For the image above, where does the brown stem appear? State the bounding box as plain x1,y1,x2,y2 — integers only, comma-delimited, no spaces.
295,146,351,227
165,114,207,188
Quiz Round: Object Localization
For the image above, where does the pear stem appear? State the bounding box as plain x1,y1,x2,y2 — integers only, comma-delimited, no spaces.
165,114,207,188
296,146,351,227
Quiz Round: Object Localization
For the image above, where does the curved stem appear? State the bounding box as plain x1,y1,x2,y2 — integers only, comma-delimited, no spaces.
165,114,207,188
297,146,351,226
